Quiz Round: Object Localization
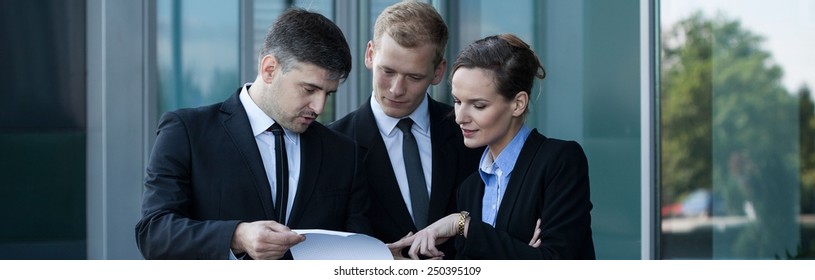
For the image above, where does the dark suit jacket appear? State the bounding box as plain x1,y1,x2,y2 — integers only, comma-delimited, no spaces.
135,88,370,259
328,96,482,258
455,129,595,260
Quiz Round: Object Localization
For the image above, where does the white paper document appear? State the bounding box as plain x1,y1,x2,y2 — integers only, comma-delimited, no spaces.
290,229,393,260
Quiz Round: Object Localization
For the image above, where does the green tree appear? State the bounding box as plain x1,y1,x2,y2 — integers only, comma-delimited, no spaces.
661,12,713,208
662,11,803,258
800,85,815,215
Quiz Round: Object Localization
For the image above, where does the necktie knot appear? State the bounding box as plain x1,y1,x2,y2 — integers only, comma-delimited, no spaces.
268,123,284,136
396,118,414,134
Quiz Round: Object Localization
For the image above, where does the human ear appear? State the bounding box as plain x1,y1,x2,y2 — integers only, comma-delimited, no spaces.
430,59,447,85
364,41,375,70
512,91,529,117
260,55,278,83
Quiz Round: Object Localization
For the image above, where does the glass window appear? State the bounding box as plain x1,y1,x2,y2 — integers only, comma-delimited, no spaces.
0,0,87,259
156,0,340,120
156,0,240,115
660,0,815,259
253,0,335,65
450,0,642,259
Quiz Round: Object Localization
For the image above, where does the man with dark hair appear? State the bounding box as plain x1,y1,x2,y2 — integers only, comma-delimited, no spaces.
135,8,369,260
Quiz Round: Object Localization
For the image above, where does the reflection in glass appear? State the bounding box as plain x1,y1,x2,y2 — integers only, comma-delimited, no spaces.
452,0,642,259
0,0,87,259
157,0,240,115
660,0,815,259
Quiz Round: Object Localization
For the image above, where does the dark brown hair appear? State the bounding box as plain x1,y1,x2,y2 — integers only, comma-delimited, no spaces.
451,34,545,104
261,8,351,81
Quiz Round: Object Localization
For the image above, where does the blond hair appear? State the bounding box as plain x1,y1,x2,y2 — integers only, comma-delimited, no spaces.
373,0,448,66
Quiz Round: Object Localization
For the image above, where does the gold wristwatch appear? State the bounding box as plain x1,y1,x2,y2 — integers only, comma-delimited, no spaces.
458,211,470,236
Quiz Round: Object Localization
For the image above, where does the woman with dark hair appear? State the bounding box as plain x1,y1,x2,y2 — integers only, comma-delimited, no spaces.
390,34,595,260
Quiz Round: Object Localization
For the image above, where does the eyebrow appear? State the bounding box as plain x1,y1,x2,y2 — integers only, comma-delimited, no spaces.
379,65,427,78
300,81,337,94
300,82,323,90
451,93,488,103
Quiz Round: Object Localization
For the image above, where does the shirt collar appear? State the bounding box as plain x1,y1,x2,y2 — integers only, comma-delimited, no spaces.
239,83,297,143
370,92,430,136
479,124,532,175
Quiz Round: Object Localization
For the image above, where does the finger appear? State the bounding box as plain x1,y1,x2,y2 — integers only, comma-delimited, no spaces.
387,233,416,249
529,219,542,246
251,242,291,260
254,249,286,260
389,246,408,260
408,237,423,260
262,230,304,247
422,235,443,258
266,221,292,232
386,240,407,250
281,231,306,245
531,239,541,248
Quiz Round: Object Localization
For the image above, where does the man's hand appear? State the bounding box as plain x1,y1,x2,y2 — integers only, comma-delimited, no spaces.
231,221,305,260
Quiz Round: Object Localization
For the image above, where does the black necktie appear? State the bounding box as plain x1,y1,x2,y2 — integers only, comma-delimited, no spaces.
268,123,289,225
396,118,429,229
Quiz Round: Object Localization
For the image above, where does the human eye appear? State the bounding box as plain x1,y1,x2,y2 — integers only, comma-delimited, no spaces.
301,85,319,96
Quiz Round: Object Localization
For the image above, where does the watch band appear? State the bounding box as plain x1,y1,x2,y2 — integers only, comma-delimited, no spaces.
458,211,469,236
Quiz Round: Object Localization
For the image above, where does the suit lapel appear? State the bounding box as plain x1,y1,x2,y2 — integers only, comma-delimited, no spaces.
494,130,544,230
352,99,380,152
286,124,322,227
462,178,486,223
427,98,458,221
220,88,275,219
356,101,416,232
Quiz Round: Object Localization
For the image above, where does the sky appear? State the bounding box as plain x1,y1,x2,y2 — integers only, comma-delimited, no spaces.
661,0,815,93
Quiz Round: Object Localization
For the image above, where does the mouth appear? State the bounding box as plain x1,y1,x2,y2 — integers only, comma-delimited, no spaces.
384,97,409,105
299,113,318,123
461,128,477,137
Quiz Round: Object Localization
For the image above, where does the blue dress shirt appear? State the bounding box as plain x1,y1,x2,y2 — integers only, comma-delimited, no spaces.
478,124,532,226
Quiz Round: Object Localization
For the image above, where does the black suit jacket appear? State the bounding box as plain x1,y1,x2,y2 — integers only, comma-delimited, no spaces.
135,88,370,259
455,129,595,259
329,96,482,257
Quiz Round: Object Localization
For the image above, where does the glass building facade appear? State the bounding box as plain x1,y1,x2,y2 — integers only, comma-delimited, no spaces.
1,0,812,260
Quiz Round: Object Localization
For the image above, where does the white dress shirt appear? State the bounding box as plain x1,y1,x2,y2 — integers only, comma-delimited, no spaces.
370,93,433,220
240,83,300,223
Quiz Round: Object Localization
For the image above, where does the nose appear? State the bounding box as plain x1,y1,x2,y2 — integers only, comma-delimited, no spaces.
454,104,467,125
389,76,406,96
309,92,327,116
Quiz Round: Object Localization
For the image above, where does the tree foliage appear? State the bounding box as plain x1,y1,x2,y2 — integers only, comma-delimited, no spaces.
661,11,812,258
